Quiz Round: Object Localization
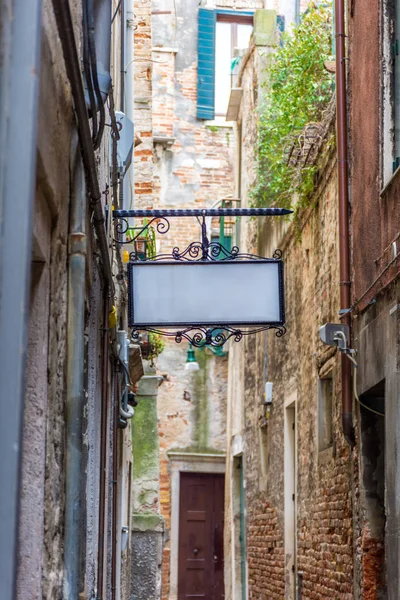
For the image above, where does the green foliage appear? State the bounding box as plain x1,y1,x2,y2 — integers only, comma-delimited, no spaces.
251,3,333,210
147,332,165,362
126,219,157,259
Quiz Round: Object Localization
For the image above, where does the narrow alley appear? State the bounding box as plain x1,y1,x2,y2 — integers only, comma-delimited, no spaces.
0,1,399,599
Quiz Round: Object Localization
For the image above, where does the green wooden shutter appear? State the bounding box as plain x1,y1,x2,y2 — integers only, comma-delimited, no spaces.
197,8,216,120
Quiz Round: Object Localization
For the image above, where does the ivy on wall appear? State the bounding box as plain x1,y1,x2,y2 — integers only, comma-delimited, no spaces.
251,3,333,210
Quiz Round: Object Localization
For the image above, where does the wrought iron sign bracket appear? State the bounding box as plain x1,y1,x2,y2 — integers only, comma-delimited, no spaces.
112,207,292,348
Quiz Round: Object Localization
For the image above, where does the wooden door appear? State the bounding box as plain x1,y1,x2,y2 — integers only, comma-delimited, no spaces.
178,473,225,599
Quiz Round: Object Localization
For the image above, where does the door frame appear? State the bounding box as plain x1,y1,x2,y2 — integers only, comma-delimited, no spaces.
167,451,226,600
284,392,297,600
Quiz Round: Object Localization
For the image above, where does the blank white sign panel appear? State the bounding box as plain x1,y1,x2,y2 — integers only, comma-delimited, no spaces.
129,261,283,326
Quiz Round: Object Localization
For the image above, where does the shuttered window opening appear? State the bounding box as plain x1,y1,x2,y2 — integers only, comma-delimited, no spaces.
197,9,254,120
197,8,216,120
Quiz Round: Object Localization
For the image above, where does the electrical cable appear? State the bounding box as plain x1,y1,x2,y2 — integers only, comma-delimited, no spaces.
346,353,385,417
111,0,122,24
87,0,106,149
83,0,98,142
352,366,385,417
117,356,133,387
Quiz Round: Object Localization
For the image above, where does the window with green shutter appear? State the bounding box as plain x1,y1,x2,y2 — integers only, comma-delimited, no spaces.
197,8,217,120
197,9,254,120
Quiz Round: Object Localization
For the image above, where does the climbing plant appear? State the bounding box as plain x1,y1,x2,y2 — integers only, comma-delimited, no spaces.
251,3,333,210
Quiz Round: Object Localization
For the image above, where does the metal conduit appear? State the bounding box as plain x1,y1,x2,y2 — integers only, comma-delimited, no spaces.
97,293,110,599
51,0,113,290
335,0,355,447
64,134,87,598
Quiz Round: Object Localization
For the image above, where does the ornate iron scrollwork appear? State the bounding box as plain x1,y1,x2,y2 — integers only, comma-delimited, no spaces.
132,325,287,349
114,210,286,347
112,215,170,245
170,241,240,262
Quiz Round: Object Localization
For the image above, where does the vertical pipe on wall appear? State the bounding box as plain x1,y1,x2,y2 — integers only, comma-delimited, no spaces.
0,1,42,598
97,292,110,599
120,0,126,112
125,0,135,123
123,0,135,211
334,0,355,447
51,0,114,290
111,365,120,600
64,133,87,598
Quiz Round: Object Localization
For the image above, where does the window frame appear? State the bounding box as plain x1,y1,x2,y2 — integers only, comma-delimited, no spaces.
215,12,254,117
196,8,254,121
317,373,334,452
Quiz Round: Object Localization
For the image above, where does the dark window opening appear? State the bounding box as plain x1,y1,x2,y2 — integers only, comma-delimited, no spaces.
318,374,333,451
360,379,386,597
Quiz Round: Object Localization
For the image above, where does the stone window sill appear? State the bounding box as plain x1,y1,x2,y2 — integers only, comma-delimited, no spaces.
204,118,235,128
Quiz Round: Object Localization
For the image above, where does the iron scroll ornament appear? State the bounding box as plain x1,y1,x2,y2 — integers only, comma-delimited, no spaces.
131,324,287,349
128,244,283,263
113,208,288,348
127,252,286,349
113,215,170,244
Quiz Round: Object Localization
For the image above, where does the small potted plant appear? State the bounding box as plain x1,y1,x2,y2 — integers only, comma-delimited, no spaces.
126,220,157,261
139,331,165,364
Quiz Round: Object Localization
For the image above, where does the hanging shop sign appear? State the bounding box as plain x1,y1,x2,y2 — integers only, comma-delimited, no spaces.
113,207,290,348
128,259,284,327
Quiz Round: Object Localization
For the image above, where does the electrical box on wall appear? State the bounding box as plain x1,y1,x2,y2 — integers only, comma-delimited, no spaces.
319,323,349,348
264,381,273,405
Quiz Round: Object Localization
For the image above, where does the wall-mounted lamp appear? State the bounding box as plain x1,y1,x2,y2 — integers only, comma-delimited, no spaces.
185,344,200,371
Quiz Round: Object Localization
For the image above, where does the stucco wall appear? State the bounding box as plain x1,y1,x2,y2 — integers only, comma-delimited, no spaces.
348,0,400,309
15,2,132,598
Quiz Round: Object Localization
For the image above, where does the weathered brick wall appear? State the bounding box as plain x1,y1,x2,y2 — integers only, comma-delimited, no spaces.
150,0,235,259
134,0,154,208
239,157,355,600
224,20,356,599
247,503,285,598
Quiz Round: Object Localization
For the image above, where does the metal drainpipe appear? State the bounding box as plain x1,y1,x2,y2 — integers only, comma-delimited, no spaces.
64,133,87,598
120,0,125,111
111,364,119,600
125,0,135,123
335,0,355,447
51,0,113,290
96,292,110,599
